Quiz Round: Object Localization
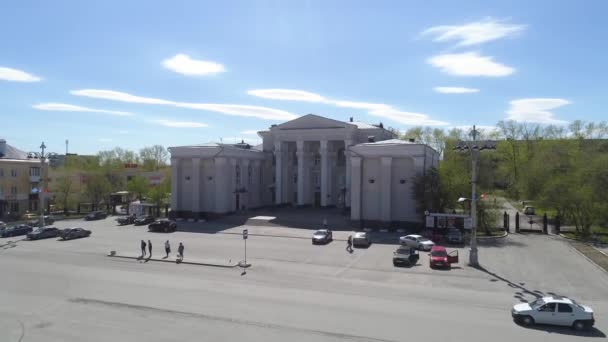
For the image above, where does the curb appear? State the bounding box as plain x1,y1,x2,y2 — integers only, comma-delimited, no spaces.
566,241,608,275
476,231,509,239
107,254,239,268
559,233,608,258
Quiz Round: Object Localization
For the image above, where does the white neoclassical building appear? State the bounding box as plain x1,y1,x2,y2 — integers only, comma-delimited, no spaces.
168,114,438,227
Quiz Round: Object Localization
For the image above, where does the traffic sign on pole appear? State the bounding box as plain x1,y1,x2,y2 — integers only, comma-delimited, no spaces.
243,229,248,240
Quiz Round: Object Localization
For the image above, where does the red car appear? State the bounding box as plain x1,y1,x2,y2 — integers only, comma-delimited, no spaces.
429,246,459,269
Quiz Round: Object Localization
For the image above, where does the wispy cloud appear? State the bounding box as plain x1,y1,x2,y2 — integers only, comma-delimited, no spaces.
0,66,41,82
162,54,225,76
434,87,479,94
152,119,209,128
241,130,260,135
71,89,297,121
506,98,570,124
422,18,526,47
32,103,134,116
98,138,113,142
428,52,514,77
248,88,449,126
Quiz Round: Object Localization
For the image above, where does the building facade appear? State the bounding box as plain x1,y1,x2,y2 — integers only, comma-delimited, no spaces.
0,139,48,219
169,114,438,226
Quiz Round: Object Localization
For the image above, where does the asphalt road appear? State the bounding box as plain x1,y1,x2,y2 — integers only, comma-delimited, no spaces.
1,217,607,341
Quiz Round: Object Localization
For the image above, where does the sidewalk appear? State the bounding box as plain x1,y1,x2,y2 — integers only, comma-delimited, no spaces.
107,252,239,268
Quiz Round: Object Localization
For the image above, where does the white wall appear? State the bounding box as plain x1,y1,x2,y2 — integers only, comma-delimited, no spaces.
361,158,381,220
178,159,193,212
391,157,416,222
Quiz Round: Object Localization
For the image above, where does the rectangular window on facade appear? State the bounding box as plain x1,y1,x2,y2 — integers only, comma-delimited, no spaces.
11,169,17,177
235,165,241,186
248,165,252,185
11,186,17,195
10,202,19,212
293,173,298,184
313,173,320,185
30,167,40,176
314,154,320,166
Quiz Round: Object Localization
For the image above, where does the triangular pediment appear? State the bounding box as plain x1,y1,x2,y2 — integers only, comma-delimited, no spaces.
276,114,354,130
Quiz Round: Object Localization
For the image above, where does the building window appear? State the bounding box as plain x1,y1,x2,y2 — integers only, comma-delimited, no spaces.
11,186,17,195
11,169,17,177
337,148,345,166
314,154,320,166
293,173,298,184
30,167,41,176
235,165,241,186
272,155,276,166
313,173,320,186
293,152,298,166
248,164,252,185
10,202,19,212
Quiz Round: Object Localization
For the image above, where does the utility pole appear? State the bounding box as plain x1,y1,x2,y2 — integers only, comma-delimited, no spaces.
28,142,58,229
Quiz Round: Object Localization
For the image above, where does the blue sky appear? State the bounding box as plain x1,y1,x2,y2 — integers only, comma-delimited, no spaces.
1,1,607,155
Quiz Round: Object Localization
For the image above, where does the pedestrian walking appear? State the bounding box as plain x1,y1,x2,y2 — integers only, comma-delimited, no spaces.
140,240,147,258
346,235,353,253
164,240,171,259
178,242,184,261
148,240,152,258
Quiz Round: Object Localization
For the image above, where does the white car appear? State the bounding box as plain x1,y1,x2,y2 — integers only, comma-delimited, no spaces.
512,296,594,330
399,234,434,251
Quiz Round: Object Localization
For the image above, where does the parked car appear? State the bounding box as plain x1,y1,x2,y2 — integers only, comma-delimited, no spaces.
524,206,535,215
134,215,155,226
116,214,137,225
1,224,33,238
0,221,6,230
61,228,92,240
148,219,177,232
27,215,56,227
352,232,371,247
85,211,107,221
429,246,459,269
447,228,464,244
27,227,61,240
512,296,594,330
400,234,435,251
392,246,419,267
312,229,333,244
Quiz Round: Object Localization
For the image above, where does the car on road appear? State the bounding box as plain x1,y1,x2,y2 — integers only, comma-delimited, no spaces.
1,224,33,238
85,211,107,221
60,228,92,240
524,206,535,215
116,214,137,225
27,227,61,240
27,215,56,227
134,215,155,226
400,234,435,251
512,296,594,330
0,221,6,230
148,219,177,232
429,246,459,269
352,232,371,247
447,228,464,244
392,246,419,267
312,229,333,244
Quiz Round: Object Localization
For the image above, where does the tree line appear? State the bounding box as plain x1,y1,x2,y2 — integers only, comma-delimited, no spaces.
51,145,171,214
411,120,608,236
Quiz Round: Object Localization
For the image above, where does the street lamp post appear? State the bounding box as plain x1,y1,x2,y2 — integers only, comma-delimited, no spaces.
27,142,58,229
453,126,496,267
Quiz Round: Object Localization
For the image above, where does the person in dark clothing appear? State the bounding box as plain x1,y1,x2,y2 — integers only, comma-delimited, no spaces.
148,240,152,258
178,242,184,260
346,235,353,253
164,240,171,259
140,240,147,258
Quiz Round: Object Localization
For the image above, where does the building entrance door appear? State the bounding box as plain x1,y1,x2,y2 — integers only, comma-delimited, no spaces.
314,192,321,207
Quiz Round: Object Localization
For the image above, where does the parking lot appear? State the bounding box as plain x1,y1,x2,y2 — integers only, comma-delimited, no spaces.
1,214,608,341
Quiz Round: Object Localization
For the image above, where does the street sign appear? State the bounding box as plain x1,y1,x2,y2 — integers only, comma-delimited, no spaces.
243,229,248,240
464,217,472,230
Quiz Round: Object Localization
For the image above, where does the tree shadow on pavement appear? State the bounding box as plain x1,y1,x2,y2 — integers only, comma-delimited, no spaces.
475,265,547,299
477,236,527,248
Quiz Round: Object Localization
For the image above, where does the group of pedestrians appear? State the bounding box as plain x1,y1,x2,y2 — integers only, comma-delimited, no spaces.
140,239,184,261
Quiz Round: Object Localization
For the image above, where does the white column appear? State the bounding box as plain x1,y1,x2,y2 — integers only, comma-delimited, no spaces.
320,140,329,207
296,140,305,206
170,158,179,212
350,156,362,221
214,157,228,213
345,140,352,207
274,141,283,204
380,156,392,222
191,158,201,215
242,159,250,209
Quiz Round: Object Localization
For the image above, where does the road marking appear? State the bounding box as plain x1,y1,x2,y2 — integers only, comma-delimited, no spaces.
379,229,389,233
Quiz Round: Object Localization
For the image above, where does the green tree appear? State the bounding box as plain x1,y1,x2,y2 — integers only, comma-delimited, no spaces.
84,174,112,208
127,176,149,200
53,174,73,214
139,145,169,171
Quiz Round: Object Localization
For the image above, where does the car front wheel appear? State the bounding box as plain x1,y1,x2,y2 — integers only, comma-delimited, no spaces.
520,316,535,326
572,320,590,331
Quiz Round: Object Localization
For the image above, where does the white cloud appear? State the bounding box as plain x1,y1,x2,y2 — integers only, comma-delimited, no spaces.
162,54,225,76
247,89,328,103
434,87,479,94
98,138,113,142
71,89,297,121
248,88,449,126
71,89,174,105
0,66,41,82
506,98,570,124
32,103,134,116
422,18,526,47
241,130,260,135
153,119,208,128
428,52,514,77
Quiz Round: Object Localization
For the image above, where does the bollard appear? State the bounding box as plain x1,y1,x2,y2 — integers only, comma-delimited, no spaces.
543,213,548,234
503,211,509,233
515,212,520,233
555,215,561,235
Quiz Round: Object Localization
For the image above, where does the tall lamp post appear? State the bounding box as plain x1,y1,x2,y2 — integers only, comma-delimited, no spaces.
27,142,58,229
453,126,496,267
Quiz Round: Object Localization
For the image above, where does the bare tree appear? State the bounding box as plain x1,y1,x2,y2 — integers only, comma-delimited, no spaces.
140,145,169,171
